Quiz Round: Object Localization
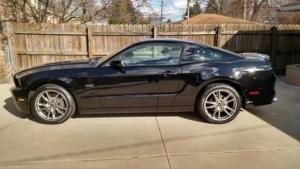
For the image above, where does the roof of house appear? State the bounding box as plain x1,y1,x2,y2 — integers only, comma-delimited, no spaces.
281,2,300,12
176,14,257,24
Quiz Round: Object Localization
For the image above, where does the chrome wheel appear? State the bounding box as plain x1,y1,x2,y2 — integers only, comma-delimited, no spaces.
204,89,237,121
34,90,69,121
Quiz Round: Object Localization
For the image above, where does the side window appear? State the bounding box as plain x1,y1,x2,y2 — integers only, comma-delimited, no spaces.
111,43,182,66
181,46,237,63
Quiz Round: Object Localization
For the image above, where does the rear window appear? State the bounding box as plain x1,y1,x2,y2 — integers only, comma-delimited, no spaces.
181,46,238,63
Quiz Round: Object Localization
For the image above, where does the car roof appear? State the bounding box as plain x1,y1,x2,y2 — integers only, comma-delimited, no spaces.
135,38,226,51
136,38,202,45
136,38,239,56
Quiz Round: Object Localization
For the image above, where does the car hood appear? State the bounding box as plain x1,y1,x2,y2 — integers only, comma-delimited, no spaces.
14,58,98,79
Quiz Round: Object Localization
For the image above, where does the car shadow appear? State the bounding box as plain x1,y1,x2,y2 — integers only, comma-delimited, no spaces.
76,111,204,123
246,78,300,141
3,97,203,124
3,97,27,119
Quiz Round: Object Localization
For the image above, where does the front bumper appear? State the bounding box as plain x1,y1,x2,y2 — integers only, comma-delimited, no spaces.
10,87,29,113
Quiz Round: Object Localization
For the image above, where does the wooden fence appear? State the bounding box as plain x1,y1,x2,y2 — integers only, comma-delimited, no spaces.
1,22,300,83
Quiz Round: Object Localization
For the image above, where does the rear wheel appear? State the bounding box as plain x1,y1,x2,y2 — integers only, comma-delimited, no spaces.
196,83,241,124
30,84,76,124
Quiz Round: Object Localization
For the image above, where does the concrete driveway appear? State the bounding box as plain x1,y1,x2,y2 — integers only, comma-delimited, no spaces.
0,78,299,169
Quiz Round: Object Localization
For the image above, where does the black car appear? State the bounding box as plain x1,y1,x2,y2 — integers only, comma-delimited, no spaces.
11,38,276,124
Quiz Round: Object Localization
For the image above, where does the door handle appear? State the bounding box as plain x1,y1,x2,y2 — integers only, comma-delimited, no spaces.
162,70,177,77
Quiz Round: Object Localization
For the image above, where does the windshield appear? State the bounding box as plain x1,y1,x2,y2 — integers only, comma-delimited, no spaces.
96,44,133,65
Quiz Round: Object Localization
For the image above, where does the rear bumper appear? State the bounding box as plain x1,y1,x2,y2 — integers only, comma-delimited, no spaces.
10,87,29,113
248,91,276,106
246,95,277,107
243,69,277,107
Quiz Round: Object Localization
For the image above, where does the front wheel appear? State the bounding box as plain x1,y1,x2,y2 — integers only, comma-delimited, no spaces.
30,84,76,124
196,83,241,124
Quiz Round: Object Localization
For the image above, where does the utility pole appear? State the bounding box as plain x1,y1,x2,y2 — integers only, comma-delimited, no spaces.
187,0,190,22
160,0,164,23
243,0,247,20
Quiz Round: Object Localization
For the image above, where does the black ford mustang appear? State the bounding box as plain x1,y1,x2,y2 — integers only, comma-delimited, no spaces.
11,38,276,124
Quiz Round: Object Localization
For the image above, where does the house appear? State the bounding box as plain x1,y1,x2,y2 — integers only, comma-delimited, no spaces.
281,2,300,12
175,14,257,24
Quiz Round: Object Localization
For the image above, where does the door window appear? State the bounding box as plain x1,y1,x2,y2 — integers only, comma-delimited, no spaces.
111,43,182,66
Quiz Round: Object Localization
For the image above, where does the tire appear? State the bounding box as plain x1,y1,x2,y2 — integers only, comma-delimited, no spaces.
196,83,241,124
30,84,76,124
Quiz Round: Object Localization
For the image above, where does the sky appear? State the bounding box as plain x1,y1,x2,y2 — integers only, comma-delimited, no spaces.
141,0,189,22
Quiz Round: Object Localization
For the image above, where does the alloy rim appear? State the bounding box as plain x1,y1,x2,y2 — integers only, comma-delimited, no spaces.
203,89,237,121
35,90,68,121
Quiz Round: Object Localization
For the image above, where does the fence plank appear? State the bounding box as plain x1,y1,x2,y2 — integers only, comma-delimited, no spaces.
158,31,216,35
17,50,88,56
14,31,86,36
93,32,152,36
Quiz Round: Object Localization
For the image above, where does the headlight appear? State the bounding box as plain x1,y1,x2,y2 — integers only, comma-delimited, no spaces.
13,76,21,87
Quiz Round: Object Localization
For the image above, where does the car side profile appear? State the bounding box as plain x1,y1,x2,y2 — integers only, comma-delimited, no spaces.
11,38,276,124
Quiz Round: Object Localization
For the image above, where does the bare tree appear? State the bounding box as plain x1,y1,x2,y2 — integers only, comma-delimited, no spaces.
205,0,226,14
108,0,148,24
0,0,147,24
250,0,268,20
0,0,33,22
54,0,112,23
204,0,276,22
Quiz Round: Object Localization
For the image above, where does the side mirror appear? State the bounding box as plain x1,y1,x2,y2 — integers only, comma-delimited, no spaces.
110,60,123,68
110,60,125,73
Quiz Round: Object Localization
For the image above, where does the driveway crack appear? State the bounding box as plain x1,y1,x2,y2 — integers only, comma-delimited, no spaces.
0,119,22,133
155,116,172,169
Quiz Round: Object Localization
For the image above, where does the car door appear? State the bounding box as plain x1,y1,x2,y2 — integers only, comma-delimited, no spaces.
94,65,160,109
96,42,183,111
155,65,184,107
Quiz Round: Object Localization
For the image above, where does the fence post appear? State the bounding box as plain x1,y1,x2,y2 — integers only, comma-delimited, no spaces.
86,26,93,58
214,25,222,47
152,26,157,38
270,26,278,73
0,21,5,83
270,26,277,59
3,22,17,82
